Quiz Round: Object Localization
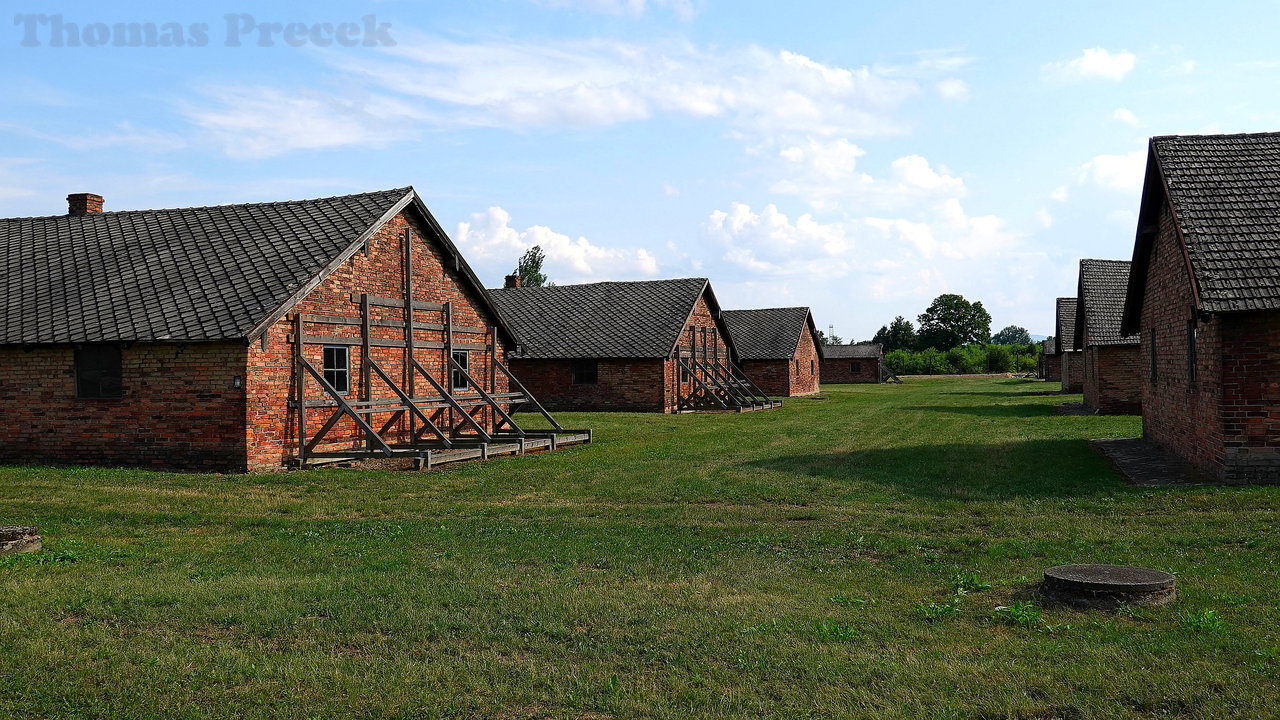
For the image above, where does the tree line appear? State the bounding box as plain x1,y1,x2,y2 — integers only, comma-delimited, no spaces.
838,294,1042,375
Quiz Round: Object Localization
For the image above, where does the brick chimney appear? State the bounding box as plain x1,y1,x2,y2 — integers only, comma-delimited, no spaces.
504,274,523,289
67,193,104,216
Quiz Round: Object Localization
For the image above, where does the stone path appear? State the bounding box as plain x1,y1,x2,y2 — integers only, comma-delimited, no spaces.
1090,437,1215,486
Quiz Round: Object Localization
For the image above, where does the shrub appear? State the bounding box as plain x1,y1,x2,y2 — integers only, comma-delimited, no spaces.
885,343,1041,375
986,345,1012,373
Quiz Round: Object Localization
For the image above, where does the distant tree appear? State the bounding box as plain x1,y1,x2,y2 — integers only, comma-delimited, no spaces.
817,329,845,345
991,325,1032,346
872,316,917,352
515,245,550,287
915,294,992,350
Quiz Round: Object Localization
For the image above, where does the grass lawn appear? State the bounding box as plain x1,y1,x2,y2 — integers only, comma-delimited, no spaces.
2,377,1278,719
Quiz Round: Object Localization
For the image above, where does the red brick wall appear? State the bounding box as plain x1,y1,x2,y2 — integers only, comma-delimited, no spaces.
1060,351,1084,392
664,293,726,412
0,342,248,470
791,329,821,395
507,358,666,411
245,212,509,470
1218,310,1280,483
1140,201,1226,478
1041,352,1062,382
739,329,820,397
1083,345,1142,414
821,354,881,384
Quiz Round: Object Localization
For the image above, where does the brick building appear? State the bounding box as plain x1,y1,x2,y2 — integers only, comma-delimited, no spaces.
1074,259,1142,414
1055,298,1084,392
488,278,778,412
1040,337,1061,382
820,344,884,384
720,307,823,396
0,189,586,472
1121,132,1280,483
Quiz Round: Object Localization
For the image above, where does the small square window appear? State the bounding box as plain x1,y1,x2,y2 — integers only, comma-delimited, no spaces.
571,359,598,385
322,345,349,394
850,361,862,373
451,351,470,391
76,345,122,398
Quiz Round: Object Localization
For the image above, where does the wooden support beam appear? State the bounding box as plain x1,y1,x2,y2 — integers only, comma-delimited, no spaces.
298,357,393,456
412,358,491,441
356,293,445,311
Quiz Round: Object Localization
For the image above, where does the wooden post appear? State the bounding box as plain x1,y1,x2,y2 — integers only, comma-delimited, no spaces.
361,293,372,450
488,325,498,430
444,300,454,435
294,313,307,466
403,228,415,442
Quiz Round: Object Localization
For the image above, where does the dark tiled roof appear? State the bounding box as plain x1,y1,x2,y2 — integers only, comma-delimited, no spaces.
1077,259,1139,347
1150,133,1280,313
0,188,412,344
1055,298,1079,353
487,278,716,359
721,307,819,360
823,343,882,359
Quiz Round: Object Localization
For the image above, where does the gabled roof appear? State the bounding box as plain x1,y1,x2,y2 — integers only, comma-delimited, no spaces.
1055,298,1080,352
1075,259,1139,348
487,278,732,359
823,343,882,359
0,187,512,346
721,307,824,361
1124,132,1280,333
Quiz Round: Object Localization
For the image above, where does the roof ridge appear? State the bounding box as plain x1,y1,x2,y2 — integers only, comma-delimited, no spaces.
0,186,412,222
1151,130,1280,141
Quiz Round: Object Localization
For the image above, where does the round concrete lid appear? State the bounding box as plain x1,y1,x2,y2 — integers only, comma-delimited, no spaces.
1044,564,1175,592
0,526,38,541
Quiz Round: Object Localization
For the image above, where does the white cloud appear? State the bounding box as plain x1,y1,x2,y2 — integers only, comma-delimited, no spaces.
1077,149,1147,192
185,86,428,159
771,146,966,213
0,121,186,153
662,183,680,197
936,78,969,100
1049,185,1070,202
187,36,963,158
454,206,658,283
1042,47,1136,82
534,0,698,20
706,202,852,276
1112,107,1141,127
1036,208,1053,228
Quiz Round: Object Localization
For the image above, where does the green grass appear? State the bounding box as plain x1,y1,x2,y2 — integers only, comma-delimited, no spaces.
1,377,1278,719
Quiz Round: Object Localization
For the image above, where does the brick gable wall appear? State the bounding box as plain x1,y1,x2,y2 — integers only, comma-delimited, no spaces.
662,293,724,412
245,212,509,470
1083,345,1143,414
0,342,247,470
1041,353,1062,382
1080,305,1142,414
790,329,821,396
1060,351,1084,393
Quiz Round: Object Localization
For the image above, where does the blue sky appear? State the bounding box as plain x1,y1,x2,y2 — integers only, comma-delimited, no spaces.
2,1,1275,339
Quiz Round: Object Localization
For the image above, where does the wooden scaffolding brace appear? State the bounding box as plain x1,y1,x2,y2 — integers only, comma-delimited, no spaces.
674,326,781,413
289,231,590,468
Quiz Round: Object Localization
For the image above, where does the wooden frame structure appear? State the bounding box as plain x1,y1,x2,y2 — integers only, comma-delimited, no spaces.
289,283,589,469
674,326,781,412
